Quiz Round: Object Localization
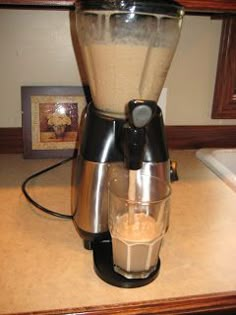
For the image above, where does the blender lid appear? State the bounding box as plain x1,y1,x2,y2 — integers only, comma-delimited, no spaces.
76,0,184,16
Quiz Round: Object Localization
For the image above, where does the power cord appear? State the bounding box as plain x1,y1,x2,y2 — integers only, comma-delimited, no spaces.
21,156,74,220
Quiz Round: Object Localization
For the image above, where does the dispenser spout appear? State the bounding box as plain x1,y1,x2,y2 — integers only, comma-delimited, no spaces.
123,100,157,170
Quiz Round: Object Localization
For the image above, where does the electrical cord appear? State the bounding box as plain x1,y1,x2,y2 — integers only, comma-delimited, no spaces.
21,156,74,220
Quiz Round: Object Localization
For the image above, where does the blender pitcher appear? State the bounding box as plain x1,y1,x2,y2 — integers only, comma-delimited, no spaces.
75,0,184,117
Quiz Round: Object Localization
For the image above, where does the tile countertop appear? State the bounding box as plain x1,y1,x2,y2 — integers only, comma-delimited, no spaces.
0,150,236,314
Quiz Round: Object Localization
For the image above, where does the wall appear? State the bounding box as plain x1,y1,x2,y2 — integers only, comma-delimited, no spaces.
0,9,235,127
165,15,236,125
0,9,79,127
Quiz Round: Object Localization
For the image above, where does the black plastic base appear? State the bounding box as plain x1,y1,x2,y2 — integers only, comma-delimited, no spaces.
73,222,110,250
93,239,160,288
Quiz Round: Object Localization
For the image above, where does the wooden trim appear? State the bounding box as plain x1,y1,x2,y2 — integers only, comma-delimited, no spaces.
0,0,74,8
166,125,236,149
0,0,236,12
212,17,236,119
1,126,236,154
7,291,236,315
0,127,23,153
178,0,236,12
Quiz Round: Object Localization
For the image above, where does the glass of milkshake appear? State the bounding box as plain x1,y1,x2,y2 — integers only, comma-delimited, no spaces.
108,171,171,279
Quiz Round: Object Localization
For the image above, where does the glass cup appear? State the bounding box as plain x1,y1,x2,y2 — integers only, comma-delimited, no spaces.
108,171,171,279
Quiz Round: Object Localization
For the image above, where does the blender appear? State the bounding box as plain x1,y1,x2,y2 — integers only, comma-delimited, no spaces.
72,0,184,287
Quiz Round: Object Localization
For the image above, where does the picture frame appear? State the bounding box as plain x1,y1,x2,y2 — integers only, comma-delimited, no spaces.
22,86,87,159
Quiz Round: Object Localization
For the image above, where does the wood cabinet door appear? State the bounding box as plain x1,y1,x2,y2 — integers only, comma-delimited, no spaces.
212,17,236,119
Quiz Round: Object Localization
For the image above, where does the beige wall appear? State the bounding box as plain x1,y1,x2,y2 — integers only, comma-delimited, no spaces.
0,9,235,127
165,15,236,125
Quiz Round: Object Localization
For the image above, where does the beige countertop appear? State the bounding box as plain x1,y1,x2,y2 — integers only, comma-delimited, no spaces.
0,150,236,314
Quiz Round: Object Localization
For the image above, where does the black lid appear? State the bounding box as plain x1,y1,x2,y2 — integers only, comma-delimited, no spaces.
76,0,184,17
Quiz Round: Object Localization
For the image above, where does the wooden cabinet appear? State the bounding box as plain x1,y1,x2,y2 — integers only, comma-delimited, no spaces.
0,0,236,12
212,17,236,118
0,0,73,6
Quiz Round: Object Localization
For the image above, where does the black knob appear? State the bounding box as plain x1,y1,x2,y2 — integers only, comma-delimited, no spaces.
128,100,157,128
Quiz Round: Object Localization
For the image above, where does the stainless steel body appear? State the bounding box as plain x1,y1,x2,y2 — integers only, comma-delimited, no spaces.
73,157,170,240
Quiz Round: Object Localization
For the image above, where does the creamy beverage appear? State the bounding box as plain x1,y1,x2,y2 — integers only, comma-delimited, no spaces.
127,170,137,225
111,212,163,279
81,43,173,116
108,172,171,279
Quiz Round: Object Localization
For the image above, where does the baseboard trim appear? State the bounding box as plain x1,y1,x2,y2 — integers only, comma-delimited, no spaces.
0,127,23,153
166,125,236,149
0,126,235,154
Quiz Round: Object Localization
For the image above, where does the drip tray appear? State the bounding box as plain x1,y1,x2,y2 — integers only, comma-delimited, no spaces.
93,239,160,288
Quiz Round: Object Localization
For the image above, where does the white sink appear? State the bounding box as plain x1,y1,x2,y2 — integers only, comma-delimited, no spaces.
196,148,236,192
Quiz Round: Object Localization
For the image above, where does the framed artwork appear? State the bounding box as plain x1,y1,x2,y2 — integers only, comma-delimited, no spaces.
22,86,87,158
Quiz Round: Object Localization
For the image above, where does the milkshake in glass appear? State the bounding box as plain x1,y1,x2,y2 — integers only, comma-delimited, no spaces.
108,172,171,279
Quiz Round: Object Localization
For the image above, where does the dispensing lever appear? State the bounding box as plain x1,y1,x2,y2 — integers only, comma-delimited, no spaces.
123,100,157,170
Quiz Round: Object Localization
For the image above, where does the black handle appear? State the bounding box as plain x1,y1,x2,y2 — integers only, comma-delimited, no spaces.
123,125,145,170
123,100,157,170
